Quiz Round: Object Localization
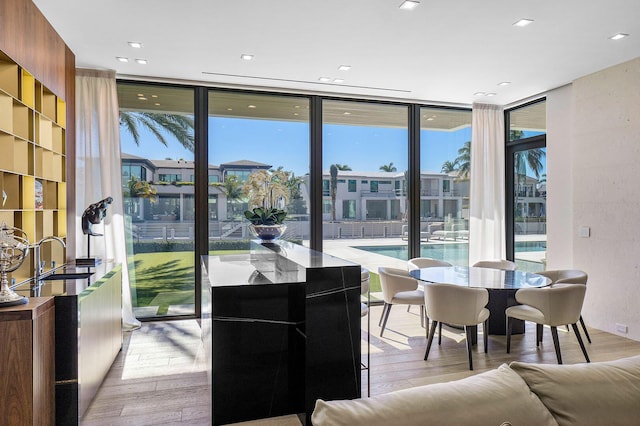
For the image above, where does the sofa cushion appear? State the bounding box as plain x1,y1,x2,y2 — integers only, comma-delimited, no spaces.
311,364,557,426
510,355,640,426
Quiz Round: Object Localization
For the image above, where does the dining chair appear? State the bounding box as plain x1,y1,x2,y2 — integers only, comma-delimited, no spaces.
536,269,591,343
407,257,452,271
378,267,426,338
506,284,590,364
423,282,490,370
473,259,517,271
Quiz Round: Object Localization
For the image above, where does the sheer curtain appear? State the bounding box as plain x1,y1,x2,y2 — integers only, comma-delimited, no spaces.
75,69,141,330
469,103,506,266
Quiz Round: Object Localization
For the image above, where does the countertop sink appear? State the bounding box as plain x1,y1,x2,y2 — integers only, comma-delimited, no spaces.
41,272,94,281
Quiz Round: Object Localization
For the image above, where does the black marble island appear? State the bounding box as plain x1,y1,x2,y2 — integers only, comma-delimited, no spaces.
201,241,361,425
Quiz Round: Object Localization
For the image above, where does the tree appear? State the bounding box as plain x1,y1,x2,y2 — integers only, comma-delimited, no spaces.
380,162,397,172
285,172,307,214
211,175,245,219
330,164,339,221
334,164,352,171
441,160,458,173
120,111,195,152
454,141,471,179
124,176,157,217
511,131,545,219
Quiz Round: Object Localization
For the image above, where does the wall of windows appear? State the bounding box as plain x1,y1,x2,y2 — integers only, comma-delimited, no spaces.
117,80,474,317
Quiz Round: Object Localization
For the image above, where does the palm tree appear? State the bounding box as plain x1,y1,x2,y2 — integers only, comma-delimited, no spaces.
380,162,397,172
330,164,339,221
455,141,471,179
120,111,195,152
334,164,352,171
211,175,245,219
124,176,157,217
441,160,458,173
328,164,351,221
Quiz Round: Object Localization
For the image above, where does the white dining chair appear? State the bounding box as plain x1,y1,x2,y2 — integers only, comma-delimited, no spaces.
423,282,490,370
537,269,591,343
378,267,426,337
407,257,452,271
473,259,517,271
506,284,590,364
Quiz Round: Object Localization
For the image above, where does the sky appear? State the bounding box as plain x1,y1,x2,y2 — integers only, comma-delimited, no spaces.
120,116,474,177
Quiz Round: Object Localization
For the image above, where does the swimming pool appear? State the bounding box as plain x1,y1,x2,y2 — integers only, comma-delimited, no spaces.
354,241,546,269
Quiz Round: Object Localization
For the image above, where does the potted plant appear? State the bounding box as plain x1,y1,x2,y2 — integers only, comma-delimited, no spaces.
243,170,290,241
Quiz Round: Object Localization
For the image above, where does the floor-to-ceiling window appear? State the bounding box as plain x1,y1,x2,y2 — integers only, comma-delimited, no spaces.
418,107,472,266
118,82,196,319
506,99,547,272
322,100,409,295
208,90,310,244
118,81,473,318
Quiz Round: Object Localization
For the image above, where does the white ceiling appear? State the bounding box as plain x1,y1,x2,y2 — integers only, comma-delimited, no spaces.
34,0,640,106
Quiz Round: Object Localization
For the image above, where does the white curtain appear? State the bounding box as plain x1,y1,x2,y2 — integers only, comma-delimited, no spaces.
469,103,506,265
75,69,141,331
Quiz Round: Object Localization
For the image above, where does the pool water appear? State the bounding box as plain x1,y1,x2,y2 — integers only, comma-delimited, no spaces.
354,241,546,269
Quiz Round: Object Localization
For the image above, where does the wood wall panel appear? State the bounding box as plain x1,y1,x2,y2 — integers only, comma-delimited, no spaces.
0,0,71,98
65,45,76,259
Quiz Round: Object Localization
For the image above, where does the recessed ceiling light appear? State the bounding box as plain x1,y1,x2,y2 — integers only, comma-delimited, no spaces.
343,112,351,115
128,42,143,48
137,93,144,97
248,105,257,109
399,0,420,10
116,57,129,62
154,103,160,106
498,82,511,86
135,58,148,64
227,108,233,111
138,97,147,101
426,117,435,121
338,65,352,71
151,94,158,98
318,77,331,82
486,93,497,97
333,78,345,83
610,33,629,40
513,19,534,27
474,92,486,96
293,112,299,116
240,54,254,61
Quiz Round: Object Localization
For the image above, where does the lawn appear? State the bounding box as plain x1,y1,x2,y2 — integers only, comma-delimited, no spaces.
129,250,381,314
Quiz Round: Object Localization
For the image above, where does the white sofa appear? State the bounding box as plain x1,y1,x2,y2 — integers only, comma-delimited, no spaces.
312,355,640,426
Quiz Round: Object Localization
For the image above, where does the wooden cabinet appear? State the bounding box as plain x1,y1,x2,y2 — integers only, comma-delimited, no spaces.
0,51,67,285
0,297,55,426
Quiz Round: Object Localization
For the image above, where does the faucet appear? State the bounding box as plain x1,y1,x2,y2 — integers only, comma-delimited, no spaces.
33,236,66,283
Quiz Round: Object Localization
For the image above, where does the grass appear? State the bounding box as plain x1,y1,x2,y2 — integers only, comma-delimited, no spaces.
129,249,381,314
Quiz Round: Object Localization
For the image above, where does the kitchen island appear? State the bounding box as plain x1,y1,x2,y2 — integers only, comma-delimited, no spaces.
202,241,361,425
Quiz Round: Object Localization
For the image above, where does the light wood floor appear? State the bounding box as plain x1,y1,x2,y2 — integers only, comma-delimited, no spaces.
83,305,640,425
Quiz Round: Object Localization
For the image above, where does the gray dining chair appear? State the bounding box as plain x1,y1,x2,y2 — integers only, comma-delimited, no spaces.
473,259,517,271
423,282,490,370
506,284,590,364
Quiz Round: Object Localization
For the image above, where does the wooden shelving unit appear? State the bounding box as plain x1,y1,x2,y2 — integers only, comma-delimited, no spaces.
0,52,66,285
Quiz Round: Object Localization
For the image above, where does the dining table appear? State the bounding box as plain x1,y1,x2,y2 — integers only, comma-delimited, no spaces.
409,266,551,336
